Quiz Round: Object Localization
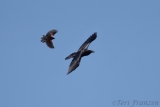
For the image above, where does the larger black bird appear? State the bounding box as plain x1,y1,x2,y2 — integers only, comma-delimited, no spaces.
41,29,58,48
65,32,97,75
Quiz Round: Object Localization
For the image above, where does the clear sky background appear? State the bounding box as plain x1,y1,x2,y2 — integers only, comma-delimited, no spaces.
0,0,160,107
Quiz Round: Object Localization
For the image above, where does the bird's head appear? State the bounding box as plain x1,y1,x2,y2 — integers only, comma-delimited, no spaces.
90,50,95,53
52,37,55,39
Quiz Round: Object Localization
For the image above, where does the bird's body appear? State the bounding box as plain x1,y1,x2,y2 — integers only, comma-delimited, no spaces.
66,32,97,75
65,50,94,60
41,29,57,48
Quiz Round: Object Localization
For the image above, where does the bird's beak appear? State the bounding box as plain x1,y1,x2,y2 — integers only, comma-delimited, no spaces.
91,50,95,53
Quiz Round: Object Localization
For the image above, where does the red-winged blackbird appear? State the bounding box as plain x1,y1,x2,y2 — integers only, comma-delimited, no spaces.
65,32,97,75
41,29,58,48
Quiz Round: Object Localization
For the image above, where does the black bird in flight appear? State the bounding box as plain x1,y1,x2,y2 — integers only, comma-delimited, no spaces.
41,29,58,48
65,32,97,75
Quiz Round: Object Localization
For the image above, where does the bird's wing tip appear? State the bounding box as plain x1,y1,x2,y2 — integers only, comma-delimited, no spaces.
93,32,97,35
67,73,70,75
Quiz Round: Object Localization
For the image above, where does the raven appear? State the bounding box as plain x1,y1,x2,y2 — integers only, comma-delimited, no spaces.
41,29,58,48
65,32,97,75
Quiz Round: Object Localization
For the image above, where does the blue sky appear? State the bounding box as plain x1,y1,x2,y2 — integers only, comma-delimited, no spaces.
0,0,160,107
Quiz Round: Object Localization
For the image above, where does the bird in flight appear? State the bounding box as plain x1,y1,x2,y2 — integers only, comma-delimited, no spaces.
65,32,97,75
41,29,58,48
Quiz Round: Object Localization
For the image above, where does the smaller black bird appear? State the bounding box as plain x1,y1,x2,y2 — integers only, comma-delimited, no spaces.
65,32,97,75
41,29,58,48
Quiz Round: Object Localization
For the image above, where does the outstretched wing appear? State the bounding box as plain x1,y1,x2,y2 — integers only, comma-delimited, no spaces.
78,32,97,51
46,40,54,48
67,51,82,75
46,29,58,37
65,52,77,60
